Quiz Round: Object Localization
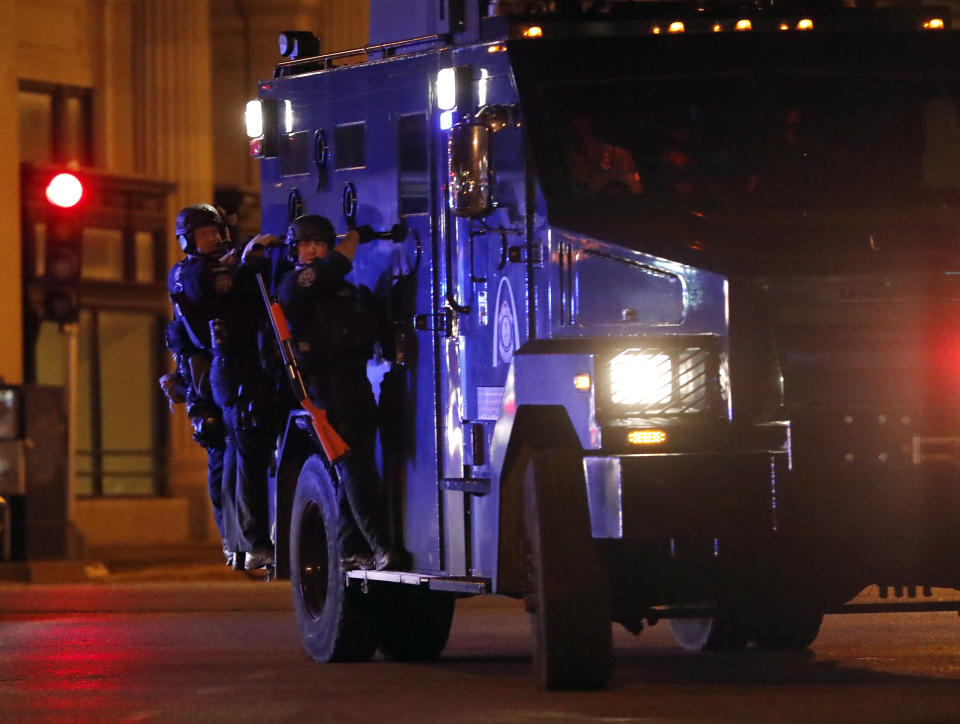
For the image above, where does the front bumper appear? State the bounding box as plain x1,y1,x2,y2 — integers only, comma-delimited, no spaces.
584,449,786,540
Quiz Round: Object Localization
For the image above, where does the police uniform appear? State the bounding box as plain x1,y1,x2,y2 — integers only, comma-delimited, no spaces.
163,278,228,547
179,252,275,561
278,246,399,570
173,205,276,569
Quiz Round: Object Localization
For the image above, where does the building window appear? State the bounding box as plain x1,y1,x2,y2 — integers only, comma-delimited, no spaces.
18,81,93,166
21,166,174,498
34,310,164,496
31,224,165,284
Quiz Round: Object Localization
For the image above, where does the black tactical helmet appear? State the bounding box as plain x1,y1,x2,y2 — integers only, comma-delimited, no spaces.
176,203,227,254
286,214,336,260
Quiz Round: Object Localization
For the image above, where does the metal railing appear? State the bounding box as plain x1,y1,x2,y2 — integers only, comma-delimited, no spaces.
274,34,444,76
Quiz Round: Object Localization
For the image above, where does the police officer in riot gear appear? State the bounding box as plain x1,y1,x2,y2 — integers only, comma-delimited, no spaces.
164,205,236,564
160,313,230,562
174,203,282,571
278,214,409,572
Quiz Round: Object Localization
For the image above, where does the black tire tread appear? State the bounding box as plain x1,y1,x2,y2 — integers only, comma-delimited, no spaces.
374,586,455,662
669,615,748,652
524,449,613,690
290,455,377,663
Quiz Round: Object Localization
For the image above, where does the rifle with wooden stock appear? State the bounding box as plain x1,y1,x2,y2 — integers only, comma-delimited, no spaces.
257,273,350,464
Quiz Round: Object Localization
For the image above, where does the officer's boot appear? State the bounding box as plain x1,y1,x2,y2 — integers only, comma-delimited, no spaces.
335,457,410,571
334,471,375,571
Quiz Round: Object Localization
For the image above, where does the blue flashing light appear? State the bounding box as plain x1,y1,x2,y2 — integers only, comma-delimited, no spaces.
439,110,455,130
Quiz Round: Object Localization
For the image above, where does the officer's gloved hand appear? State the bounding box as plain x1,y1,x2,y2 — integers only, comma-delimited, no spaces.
242,233,283,262
355,223,408,244
355,225,376,244
159,372,187,409
241,237,262,262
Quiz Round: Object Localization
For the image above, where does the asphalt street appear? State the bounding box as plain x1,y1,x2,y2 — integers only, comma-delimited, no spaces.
2,565,960,723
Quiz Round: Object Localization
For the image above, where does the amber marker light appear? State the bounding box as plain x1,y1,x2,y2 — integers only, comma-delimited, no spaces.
669,21,685,33
488,44,507,52
652,25,662,34
522,26,543,38
923,18,945,29
797,18,814,30
736,19,752,30
779,22,790,30
628,430,667,445
712,23,722,32
574,374,592,391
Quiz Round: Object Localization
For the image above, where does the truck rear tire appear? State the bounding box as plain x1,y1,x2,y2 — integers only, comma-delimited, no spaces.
524,449,613,690
372,586,455,661
669,613,748,652
290,455,377,663
746,606,823,651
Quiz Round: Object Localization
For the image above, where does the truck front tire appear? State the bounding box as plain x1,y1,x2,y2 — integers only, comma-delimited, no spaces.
524,449,613,689
290,455,377,662
746,605,823,651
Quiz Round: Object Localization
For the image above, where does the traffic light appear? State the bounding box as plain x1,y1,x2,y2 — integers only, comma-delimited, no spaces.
43,172,85,324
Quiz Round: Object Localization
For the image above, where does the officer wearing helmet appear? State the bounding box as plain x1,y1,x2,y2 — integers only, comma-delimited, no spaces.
165,204,233,563
278,214,409,571
173,203,283,571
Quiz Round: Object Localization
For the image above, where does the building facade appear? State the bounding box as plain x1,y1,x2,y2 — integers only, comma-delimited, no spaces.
1,0,368,550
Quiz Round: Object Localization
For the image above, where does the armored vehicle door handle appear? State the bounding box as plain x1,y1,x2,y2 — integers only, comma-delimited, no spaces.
356,221,408,244
413,311,452,336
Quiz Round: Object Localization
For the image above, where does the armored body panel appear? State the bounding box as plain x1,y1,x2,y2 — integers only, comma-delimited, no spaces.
251,0,960,688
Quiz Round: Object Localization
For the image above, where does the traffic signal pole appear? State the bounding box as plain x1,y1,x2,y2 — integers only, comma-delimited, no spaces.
43,172,84,536
63,321,79,520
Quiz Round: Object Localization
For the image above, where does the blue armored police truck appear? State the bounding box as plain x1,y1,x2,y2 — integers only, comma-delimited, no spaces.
247,0,960,688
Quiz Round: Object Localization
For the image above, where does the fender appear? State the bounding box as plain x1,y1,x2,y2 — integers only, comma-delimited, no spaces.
475,352,594,595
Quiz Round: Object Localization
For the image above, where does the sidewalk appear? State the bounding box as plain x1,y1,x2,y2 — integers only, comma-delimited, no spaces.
0,541,261,585
88,542,258,583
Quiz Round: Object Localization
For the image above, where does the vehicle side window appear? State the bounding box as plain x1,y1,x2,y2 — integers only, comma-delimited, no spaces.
334,122,365,170
398,113,429,215
280,131,310,177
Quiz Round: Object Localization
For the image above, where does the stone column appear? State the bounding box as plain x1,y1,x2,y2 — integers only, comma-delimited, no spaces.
132,0,214,214
131,0,214,538
0,2,22,385
92,0,136,173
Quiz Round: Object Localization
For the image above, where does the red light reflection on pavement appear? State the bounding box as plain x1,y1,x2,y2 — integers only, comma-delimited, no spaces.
2,614,150,719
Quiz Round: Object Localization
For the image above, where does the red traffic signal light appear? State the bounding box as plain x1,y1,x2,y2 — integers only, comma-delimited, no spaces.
45,172,84,209
42,172,86,323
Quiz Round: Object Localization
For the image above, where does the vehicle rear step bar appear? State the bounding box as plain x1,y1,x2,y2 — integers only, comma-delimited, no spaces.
345,569,490,595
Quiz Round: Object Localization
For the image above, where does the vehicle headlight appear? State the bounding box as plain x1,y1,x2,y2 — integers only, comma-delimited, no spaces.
606,346,712,415
609,351,673,406
245,100,263,138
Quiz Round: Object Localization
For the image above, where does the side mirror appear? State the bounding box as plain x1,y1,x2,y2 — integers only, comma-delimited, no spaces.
448,121,491,218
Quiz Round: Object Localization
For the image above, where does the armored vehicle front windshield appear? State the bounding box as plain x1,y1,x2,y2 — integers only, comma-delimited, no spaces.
512,32,960,271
